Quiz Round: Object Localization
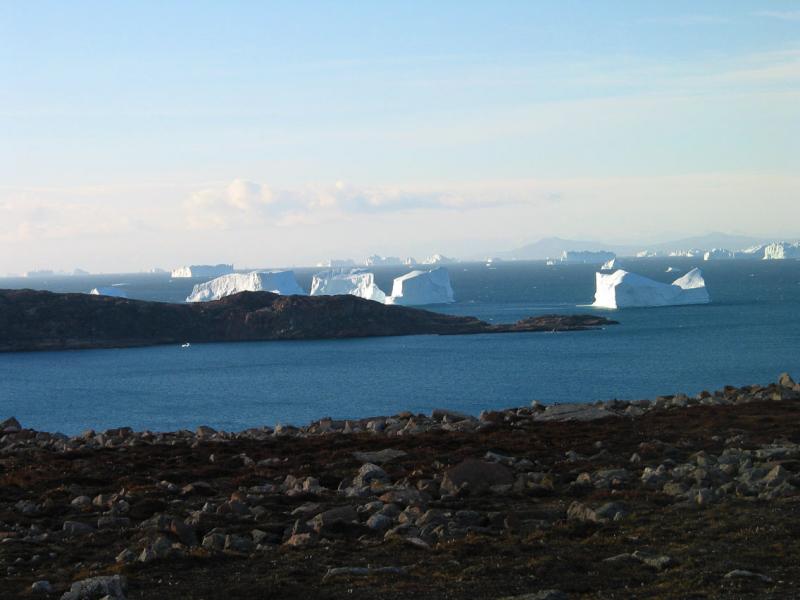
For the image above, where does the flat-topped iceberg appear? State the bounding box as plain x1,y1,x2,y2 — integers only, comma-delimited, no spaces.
561,250,615,264
421,253,457,265
186,271,305,302
89,287,128,298
593,268,710,309
385,267,454,306
171,264,234,278
310,269,386,303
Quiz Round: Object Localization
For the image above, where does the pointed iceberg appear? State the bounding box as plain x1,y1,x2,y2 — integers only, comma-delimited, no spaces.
385,267,455,306
89,287,128,298
601,258,620,271
593,268,710,309
186,271,306,302
310,269,386,303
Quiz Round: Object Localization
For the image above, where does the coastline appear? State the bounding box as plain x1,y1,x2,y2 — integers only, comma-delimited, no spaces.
2,374,799,599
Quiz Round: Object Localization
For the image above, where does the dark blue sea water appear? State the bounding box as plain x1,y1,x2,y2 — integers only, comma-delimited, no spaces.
1,259,799,434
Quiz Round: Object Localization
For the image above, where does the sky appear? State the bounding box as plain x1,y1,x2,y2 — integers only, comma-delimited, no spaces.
1,1,799,273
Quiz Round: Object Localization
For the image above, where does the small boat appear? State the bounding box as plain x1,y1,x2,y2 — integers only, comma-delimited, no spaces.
181,343,191,348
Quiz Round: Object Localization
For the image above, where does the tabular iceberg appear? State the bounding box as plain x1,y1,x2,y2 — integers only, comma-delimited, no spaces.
186,271,306,302
704,248,736,261
310,269,386,303
89,287,128,298
385,267,455,306
171,264,234,278
561,250,615,264
593,268,710,309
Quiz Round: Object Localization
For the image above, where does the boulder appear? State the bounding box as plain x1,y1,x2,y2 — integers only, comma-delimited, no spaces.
60,575,127,600
440,459,514,495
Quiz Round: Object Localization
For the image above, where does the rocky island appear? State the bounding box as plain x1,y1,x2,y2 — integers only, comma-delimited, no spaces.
1,374,800,599
0,289,616,352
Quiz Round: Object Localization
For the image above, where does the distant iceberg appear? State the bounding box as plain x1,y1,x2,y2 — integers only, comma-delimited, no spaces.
364,255,404,267
763,242,800,260
316,259,356,268
171,264,234,278
186,271,305,302
385,267,454,306
89,287,128,298
421,254,457,265
704,248,736,261
561,250,615,265
310,269,386,303
593,268,710,309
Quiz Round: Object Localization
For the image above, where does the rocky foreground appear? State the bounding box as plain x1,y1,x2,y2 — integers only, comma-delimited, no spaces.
2,375,800,599
0,289,616,352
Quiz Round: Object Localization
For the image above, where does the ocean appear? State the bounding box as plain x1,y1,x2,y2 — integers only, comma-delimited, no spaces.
1,258,799,434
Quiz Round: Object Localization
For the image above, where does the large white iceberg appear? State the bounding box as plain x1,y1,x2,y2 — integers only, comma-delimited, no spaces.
171,264,234,278
385,267,455,306
763,242,800,260
310,269,386,303
89,287,128,298
186,271,306,302
593,268,710,309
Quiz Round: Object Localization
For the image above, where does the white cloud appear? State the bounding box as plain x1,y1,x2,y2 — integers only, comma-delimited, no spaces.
182,179,520,230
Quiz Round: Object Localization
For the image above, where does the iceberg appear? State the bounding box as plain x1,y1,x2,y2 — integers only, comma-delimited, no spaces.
385,267,455,306
364,255,404,266
593,268,710,309
171,264,234,278
310,269,386,303
561,250,615,265
600,258,620,271
421,253,457,265
186,271,306,302
89,287,128,298
763,242,800,260
703,248,735,261
315,259,356,268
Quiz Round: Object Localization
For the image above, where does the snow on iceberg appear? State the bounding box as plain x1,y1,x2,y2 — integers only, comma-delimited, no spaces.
171,264,234,278
421,254,458,265
385,267,455,306
704,248,736,260
186,271,306,302
310,269,386,303
89,287,128,298
593,268,710,309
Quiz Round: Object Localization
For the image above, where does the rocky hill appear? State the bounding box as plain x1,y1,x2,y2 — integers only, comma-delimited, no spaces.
0,289,616,352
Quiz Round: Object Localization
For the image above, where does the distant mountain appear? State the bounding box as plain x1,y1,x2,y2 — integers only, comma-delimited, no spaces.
490,232,797,261
646,232,773,253
494,237,635,260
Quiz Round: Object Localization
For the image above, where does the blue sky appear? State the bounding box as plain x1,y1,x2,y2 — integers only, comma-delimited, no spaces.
1,1,799,272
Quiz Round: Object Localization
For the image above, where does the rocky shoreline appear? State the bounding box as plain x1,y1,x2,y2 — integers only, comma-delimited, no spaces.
2,374,800,599
0,289,616,352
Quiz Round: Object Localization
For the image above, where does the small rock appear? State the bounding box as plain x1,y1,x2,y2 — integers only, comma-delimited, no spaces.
724,569,773,583
31,580,54,594
62,521,95,536
352,449,407,464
